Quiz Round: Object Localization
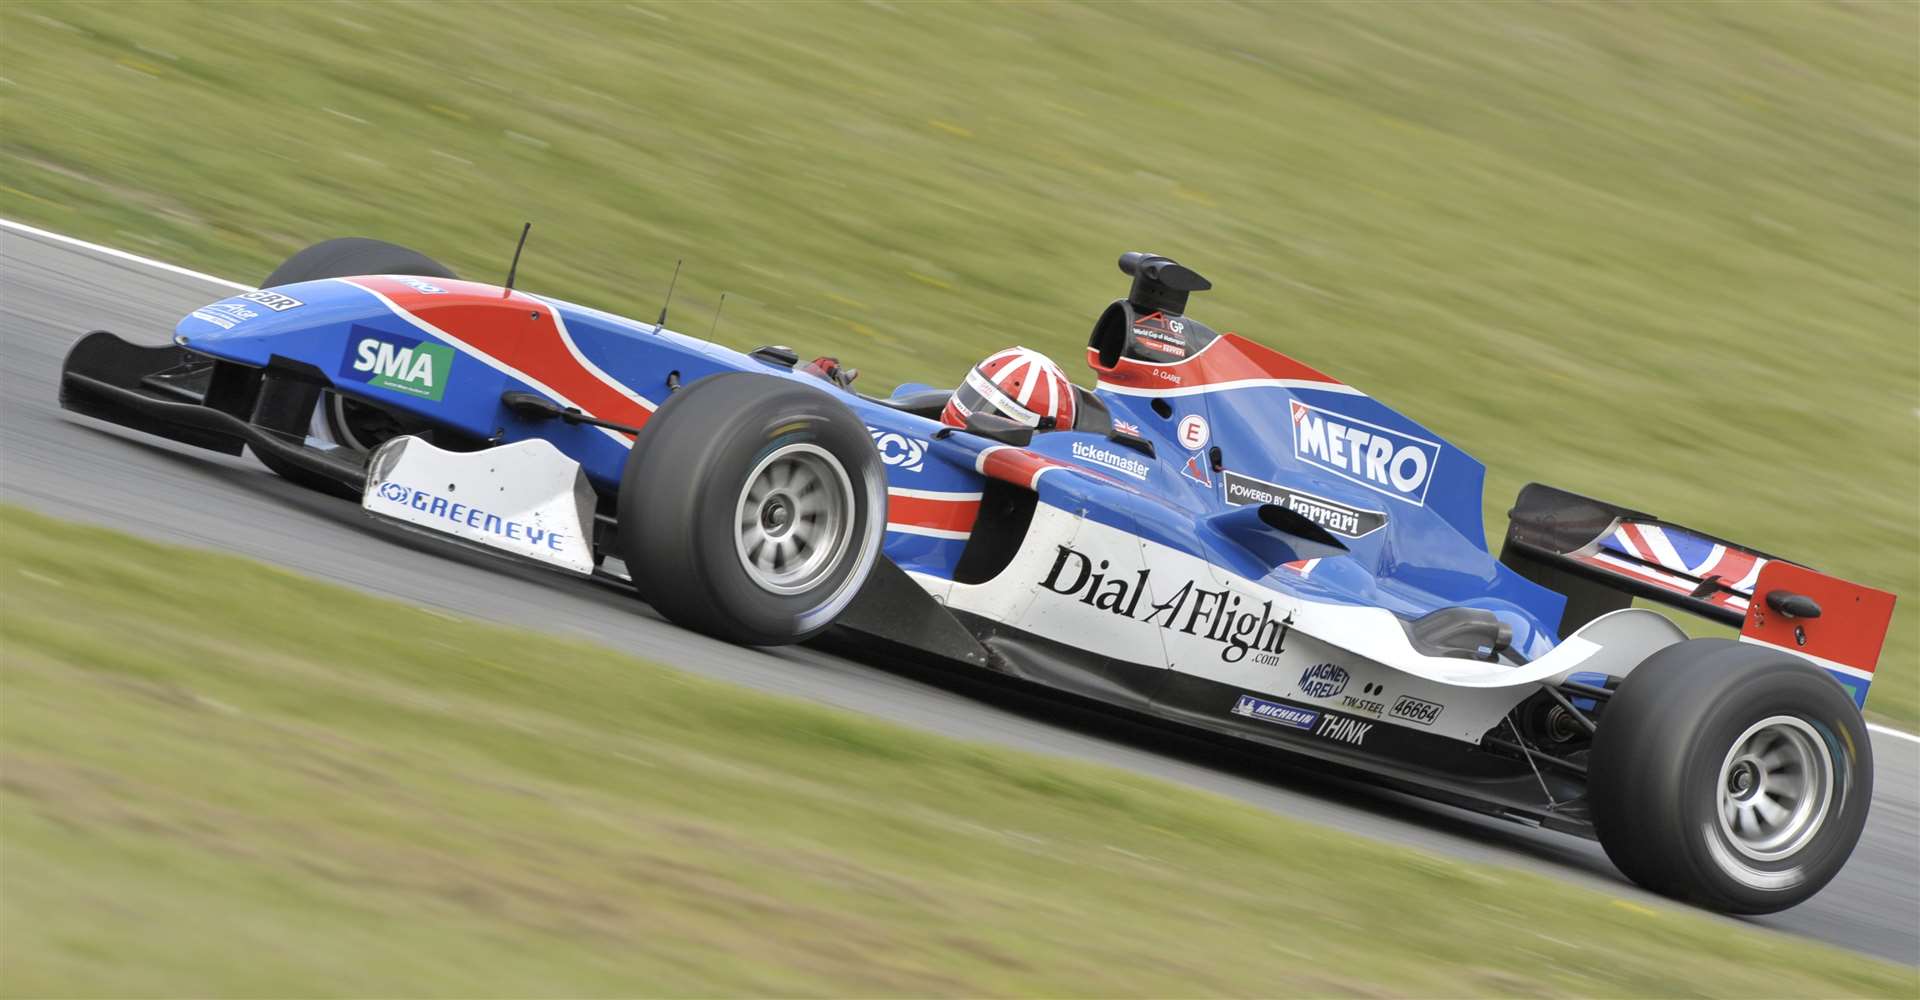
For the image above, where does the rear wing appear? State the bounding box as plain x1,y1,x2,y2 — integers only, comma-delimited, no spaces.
1500,483,1895,708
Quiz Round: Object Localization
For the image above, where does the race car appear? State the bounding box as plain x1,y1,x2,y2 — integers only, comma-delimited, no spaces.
58,238,1896,914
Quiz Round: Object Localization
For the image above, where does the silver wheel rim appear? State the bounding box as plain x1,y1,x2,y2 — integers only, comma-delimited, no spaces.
1716,715,1834,862
733,443,855,595
327,393,375,452
307,391,389,454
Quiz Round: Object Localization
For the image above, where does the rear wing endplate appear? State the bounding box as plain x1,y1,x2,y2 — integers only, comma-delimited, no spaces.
1500,483,1894,708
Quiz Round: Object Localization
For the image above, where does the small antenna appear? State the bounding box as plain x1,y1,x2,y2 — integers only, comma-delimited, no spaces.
656,258,682,329
708,292,728,339
504,222,532,290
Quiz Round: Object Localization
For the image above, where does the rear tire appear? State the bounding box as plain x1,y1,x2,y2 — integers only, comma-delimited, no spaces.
617,373,887,645
1589,638,1872,913
253,239,457,497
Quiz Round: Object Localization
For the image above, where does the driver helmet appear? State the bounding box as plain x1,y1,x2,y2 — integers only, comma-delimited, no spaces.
940,346,1078,431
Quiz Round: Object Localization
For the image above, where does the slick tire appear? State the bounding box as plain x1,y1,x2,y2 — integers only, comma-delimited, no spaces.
1589,638,1872,914
618,372,887,646
254,239,457,498
261,237,456,290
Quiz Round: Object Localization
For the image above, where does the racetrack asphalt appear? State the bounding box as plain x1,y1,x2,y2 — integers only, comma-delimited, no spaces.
3,223,1915,966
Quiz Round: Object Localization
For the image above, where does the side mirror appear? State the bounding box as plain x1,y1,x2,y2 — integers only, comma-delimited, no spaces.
1765,590,1823,619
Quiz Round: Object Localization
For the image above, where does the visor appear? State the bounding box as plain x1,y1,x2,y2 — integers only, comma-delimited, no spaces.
954,368,1041,427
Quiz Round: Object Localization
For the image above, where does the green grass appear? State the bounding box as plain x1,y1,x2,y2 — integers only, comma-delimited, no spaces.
1,504,1914,997
0,1,1913,732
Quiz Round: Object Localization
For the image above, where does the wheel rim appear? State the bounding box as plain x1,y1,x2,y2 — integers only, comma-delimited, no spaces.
330,394,404,452
1716,715,1834,862
309,391,402,453
733,443,855,595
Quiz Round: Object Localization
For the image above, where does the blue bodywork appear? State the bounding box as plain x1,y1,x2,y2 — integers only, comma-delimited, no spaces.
177,274,1567,660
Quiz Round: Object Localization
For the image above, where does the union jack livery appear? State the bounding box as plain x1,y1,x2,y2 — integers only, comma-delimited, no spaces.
1596,521,1766,615
59,241,1894,916
940,346,1077,431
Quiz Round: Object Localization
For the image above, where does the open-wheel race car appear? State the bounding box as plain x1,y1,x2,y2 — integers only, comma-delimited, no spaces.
59,238,1897,913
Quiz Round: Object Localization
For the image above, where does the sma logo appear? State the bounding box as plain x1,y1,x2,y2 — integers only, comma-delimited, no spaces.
340,329,453,402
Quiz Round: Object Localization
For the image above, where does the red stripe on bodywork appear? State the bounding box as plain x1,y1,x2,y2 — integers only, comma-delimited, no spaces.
1087,332,1348,393
888,493,980,534
345,276,653,434
978,446,1073,489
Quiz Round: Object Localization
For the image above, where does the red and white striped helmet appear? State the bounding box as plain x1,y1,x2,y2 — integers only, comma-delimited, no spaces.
940,346,1078,431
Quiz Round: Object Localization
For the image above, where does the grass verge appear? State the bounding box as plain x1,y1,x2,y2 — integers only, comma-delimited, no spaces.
0,504,1913,997
0,2,1913,729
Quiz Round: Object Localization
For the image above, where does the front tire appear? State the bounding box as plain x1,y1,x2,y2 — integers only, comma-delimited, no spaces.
618,372,887,645
1590,638,1872,913
261,237,456,289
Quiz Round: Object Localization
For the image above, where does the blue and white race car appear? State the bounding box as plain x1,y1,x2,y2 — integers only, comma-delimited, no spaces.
60,240,1896,913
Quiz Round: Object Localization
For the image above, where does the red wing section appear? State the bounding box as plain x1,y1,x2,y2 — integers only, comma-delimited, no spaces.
1501,483,1895,707
1740,562,1896,709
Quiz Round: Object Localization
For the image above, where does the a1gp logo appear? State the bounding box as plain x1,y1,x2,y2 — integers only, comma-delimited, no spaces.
340,327,452,401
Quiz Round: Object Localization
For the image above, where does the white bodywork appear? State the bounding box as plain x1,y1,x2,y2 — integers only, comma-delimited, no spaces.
910,504,1688,744
362,435,597,576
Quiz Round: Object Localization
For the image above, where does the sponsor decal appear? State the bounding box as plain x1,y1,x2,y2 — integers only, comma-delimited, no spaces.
1298,662,1349,699
340,328,453,401
1137,336,1186,358
1283,557,1320,577
373,481,569,551
1040,544,1296,665
188,302,259,330
239,289,303,311
1131,312,1189,358
1176,413,1210,450
1340,681,1386,717
1314,713,1373,746
1390,694,1443,727
1112,417,1143,438
868,428,926,471
1181,454,1212,487
1231,695,1318,731
1069,440,1151,481
963,367,1040,428
1289,400,1440,506
393,277,445,294
1222,471,1387,539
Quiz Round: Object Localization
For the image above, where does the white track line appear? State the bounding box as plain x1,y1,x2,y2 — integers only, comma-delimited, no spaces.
1873,722,1919,746
0,216,252,291
8,215,1919,748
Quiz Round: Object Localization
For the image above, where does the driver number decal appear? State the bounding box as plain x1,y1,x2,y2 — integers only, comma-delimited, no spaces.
1177,414,1210,450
